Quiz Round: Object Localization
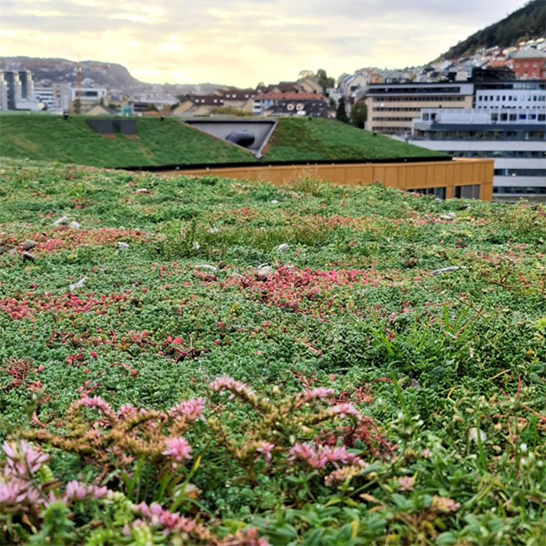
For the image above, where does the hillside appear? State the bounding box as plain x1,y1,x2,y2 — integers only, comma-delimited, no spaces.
0,57,223,94
0,158,544,544
0,115,445,169
0,57,142,89
442,0,545,59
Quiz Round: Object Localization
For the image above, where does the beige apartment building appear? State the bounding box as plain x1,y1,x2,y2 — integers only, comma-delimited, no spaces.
365,82,474,135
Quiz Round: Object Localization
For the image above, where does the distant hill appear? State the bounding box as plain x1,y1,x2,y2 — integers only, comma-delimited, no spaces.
0,57,142,89
0,56,223,94
442,0,545,59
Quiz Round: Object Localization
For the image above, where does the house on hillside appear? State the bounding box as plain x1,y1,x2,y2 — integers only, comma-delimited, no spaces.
252,92,328,116
296,77,323,94
263,99,334,119
511,49,546,80
87,104,118,116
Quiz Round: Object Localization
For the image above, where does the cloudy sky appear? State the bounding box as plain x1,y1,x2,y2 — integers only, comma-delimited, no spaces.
0,0,527,86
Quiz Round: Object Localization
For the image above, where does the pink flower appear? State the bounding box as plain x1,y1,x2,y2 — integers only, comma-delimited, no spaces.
210,376,251,394
117,404,137,420
289,443,362,470
328,403,361,419
305,388,335,401
63,481,109,502
163,437,192,462
3,441,49,478
169,398,206,421
256,442,275,463
79,396,112,415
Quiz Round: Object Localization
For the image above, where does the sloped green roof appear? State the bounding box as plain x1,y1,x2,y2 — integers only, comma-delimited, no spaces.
262,118,444,162
0,115,253,168
0,114,444,169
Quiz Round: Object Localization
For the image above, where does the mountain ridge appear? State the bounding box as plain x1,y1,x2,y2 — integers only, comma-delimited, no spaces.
441,0,545,60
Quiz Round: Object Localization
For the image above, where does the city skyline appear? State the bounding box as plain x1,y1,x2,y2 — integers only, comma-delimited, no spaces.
0,0,530,86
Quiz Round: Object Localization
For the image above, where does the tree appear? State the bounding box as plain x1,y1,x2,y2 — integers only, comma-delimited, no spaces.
336,97,349,124
298,70,315,79
350,101,367,129
317,69,335,94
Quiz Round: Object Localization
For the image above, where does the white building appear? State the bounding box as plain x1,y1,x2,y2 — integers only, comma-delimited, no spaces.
475,81,546,109
34,84,71,112
409,108,546,202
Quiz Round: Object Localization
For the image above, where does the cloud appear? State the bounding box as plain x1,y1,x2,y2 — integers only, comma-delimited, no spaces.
0,0,528,85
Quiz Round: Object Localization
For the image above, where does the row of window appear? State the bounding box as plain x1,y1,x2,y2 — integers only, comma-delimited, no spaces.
477,95,545,102
371,117,416,122
369,86,462,95
455,185,481,199
374,107,422,112
415,130,545,141
494,168,546,177
490,112,546,122
493,186,546,195
373,96,466,103
449,150,546,159
406,185,483,200
407,187,447,199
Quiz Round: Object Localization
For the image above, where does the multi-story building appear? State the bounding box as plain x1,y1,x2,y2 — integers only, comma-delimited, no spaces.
70,87,108,113
1,71,22,110
474,80,546,109
409,108,546,201
0,73,8,110
17,70,34,102
365,82,474,135
34,83,71,112
511,49,546,80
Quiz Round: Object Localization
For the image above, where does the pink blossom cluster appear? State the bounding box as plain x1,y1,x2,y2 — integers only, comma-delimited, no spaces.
328,403,361,419
0,441,49,512
304,388,335,402
162,437,192,462
255,442,275,463
79,395,113,415
133,501,211,540
210,376,254,397
0,291,132,321
25,227,148,255
169,398,206,421
63,481,109,503
228,266,380,314
288,443,363,470
3,441,49,478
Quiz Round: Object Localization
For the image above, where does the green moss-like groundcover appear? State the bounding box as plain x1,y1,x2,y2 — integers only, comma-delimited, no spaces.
0,158,545,544
0,115,444,169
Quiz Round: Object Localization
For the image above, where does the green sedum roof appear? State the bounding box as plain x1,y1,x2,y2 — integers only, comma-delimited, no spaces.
262,118,445,162
0,115,253,168
0,114,445,169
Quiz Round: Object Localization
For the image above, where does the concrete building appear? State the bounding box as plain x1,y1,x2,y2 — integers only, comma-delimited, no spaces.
34,84,71,112
1,71,22,110
0,73,8,110
365,82,474,135
70,87,108,113
409,108,546,202
474,80,546,109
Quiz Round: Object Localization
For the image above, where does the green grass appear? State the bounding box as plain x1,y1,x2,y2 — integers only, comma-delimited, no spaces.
1,158,545,544
0,115,253,168
0,115,445,169
262,118,446,162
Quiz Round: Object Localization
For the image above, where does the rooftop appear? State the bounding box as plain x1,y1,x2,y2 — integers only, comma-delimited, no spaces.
0,114,446,169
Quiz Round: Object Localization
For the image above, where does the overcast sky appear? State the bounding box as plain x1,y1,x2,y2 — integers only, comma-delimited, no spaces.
0,0,528,86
